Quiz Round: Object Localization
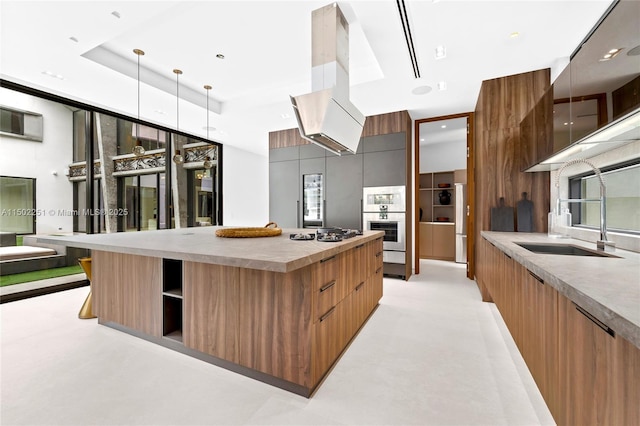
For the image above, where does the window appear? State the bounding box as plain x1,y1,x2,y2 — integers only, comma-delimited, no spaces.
0,176,36,234
0,106,43,141
569,160,640,234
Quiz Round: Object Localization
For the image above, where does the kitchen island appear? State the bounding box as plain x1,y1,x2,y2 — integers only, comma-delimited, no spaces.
35,227,384,397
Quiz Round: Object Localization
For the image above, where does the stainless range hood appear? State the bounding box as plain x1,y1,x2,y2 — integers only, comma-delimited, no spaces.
291,3,365,156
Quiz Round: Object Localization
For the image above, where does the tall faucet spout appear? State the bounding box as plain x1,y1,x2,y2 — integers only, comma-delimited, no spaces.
555,158,614,251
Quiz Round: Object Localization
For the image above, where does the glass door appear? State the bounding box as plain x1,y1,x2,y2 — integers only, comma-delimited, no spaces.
303,174,323,228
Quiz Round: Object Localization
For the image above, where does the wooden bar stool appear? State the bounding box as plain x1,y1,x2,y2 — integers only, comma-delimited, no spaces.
77,257,96,319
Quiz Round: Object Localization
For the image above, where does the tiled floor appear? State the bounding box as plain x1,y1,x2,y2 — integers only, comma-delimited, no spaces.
0,260,555,425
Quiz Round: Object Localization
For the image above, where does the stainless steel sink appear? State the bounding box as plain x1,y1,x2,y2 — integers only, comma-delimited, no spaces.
516,242,619,258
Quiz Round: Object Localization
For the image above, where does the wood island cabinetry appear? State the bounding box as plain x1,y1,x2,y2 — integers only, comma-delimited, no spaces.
88,231,384,397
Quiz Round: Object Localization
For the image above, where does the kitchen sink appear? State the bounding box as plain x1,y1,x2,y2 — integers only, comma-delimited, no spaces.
516,242,619,258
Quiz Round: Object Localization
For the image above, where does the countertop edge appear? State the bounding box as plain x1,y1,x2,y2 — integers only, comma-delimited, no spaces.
481,231,640,349
33,231,385,274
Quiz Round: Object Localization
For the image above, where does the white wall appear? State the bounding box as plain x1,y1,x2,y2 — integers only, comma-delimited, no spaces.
222,145,269,226
0,88,74,234
420,140,466,173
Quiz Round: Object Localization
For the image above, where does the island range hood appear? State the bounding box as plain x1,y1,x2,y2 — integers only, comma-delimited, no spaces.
291,3,365,156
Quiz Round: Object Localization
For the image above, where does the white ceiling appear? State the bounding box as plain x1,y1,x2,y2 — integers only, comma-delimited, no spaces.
0,0,614,157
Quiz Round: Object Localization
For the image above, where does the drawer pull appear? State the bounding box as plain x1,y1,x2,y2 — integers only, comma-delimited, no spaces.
355,243,364,249
528,270,544,284
375,267,382,274
573,303,615,337
320,306,336,322
375,251,382,258
355,281,365,291
320,255,336,264
320,280,336,293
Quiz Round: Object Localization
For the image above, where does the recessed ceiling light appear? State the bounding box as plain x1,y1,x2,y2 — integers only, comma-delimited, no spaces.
509,32,520,38
111,11,121,19
216,53,225,59
41,71,64,80
420,138,425,142
627,45,640,56
441,125,447,129
412,85,432,95
434,45,446,59
437,81,447,91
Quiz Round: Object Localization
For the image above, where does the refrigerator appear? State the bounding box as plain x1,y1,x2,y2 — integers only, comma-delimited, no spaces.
455,183,467,264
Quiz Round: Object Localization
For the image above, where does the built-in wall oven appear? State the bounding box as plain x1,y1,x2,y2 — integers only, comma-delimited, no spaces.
363,186,407,275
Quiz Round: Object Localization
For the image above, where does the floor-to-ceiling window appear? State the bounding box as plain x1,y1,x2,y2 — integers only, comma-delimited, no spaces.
187,168,216,227
120,173,166,232
0,176,35,234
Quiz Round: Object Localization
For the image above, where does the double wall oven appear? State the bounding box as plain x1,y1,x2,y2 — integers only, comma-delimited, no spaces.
362,186,406,278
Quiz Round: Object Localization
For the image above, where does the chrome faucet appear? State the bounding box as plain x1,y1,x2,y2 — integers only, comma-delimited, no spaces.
555,158,615,251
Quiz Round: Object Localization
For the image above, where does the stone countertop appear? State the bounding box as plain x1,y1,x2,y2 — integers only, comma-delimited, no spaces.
33,228,384,274
482,231,640,348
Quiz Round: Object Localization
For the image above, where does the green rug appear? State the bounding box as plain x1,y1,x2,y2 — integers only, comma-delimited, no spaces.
0,265,84,287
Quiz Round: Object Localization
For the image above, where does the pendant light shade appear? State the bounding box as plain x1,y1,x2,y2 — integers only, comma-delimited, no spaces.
172,69,183,164
203,156,213,169
132,49,145,156
172,149,184,164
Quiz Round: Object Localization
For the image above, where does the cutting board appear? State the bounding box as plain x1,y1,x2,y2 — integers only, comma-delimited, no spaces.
491,197,515,232
517,192,534,232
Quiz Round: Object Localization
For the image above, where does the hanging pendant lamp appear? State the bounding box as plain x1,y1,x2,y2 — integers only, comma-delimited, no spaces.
132,49,146,156
172,68,184,164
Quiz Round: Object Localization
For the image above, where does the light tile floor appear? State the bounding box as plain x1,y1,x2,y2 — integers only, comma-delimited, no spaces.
0,260,555,425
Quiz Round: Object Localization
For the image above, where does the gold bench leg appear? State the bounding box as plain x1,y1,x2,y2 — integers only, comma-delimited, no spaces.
77,257,96,319
79,290,96,319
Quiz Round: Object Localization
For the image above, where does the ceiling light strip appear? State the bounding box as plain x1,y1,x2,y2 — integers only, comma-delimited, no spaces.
396,0,420,79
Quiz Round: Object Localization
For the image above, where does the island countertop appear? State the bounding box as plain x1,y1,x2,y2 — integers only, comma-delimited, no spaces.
482,231,640,348
34,227,384,273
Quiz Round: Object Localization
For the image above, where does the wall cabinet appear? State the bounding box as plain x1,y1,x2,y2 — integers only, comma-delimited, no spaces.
269,159,299,228
479,237,640,425
325,153,363,230
269,132,407,230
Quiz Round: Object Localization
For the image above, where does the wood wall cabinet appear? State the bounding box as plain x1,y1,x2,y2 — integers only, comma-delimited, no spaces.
478,237,640,426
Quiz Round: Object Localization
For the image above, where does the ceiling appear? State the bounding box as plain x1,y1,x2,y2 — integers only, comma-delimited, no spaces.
0,0,614,157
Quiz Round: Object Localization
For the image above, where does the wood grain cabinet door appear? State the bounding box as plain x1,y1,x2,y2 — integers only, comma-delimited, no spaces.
558,294,617,426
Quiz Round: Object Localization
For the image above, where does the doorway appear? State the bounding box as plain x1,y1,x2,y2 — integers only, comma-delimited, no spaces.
414,113,474,278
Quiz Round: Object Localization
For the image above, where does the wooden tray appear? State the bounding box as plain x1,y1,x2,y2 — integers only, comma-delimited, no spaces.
215,222,282,238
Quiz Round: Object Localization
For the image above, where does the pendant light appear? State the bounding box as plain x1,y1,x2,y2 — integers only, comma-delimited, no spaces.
202,84,213,169
172,68,184,164
204,84,212,140
132,49,146,156
203,156,213,169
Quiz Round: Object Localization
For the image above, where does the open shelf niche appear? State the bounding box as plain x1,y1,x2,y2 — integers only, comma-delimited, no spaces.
162,258,183,342
419,171,455,223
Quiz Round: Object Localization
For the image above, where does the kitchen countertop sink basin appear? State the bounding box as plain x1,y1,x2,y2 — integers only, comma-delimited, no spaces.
516,242,619,258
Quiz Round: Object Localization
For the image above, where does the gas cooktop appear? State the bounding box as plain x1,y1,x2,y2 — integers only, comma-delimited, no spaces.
316,227,362,242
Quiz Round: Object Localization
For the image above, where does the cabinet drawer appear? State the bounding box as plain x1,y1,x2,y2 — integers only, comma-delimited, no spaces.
312,301,342,384
313,279,339,323
313,254,341,292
